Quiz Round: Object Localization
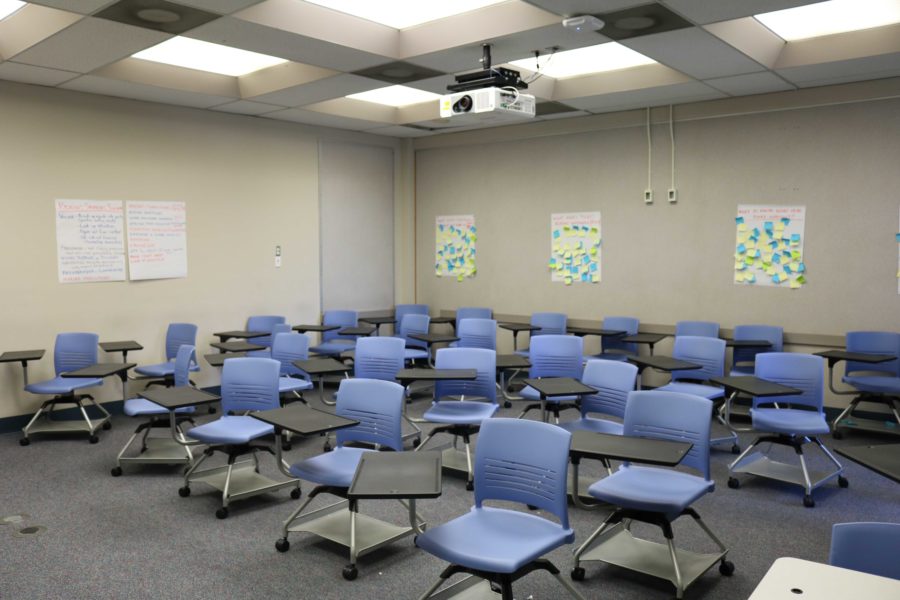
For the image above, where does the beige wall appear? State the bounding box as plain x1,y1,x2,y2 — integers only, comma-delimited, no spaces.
0,81,402,419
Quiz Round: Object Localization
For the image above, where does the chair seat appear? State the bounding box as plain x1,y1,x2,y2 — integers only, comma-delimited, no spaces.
519,385,577,403
123,397,194,416
751,407,830,436
310,340,356,356
289,447,373,487
424,401,498,425
842,375,900,395
415,506,574,574
404,348,430,361
279,376,313,394
557,417,624,435
25,376,103,395
186,415,274,445
588,466,714,516
134,361,200,377
656,382,724,400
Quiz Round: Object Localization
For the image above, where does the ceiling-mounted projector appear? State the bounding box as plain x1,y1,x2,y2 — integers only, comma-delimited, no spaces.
440,87,535,123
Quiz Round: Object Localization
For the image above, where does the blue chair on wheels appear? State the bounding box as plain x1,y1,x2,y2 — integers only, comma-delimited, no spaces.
572,391,733,599
832,331,900,438
830,522,900,580
248,323,291,358
22,332,106,445
395,303,428,330
455,307,492,331
246,315,287,349
275,378,411,581
452,318,497,350
591,316,639,361
395,313,431,363
310,310,359,356
515,312,567,357
113,345,196,476
728,353,847,507
415,418,585,600
270,332,314,401
675,320,720,338
179,357,300,518
730,324,783,375
417,348,498,490
134,323,198,384
559,360,637,436
517,335,584,423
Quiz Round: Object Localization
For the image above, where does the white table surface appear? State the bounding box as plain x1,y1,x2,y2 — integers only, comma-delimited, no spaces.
749,557,900,599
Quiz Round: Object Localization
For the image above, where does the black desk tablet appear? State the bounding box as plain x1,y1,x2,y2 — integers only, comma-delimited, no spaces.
496,353,530,370
567,326,626,338
409,333,460,345
99,340,143,362
250,404,358,437
349,451,442,499
628,355,701,373
570,430,692,467
338,326,376,337
210,340,265,353
204,352,246,367
141,386,221,410
293,324,340,333
395,368,477,384
620,333,669,355
0,350,45,385
213,330,266,342
725,339,772,349
836,444,900,484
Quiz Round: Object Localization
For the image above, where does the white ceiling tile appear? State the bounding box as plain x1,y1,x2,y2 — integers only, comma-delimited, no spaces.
522,1,653,17
777,52,900,88
622,27,765,80
364,125,436,138
172,0,267,15
12,18,170,73
565,80,725,112
661,0,813,25
264,107,386,130
0,61,79,86
27,0,115,14
248,73,385,106
209,99,284,114
187,16,390,72
704,71,796,96
60,74,234,108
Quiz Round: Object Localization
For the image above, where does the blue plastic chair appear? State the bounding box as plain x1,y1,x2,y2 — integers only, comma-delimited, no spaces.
832,331,900,436
22,332,106,445
395,313,431,362
573,390,733,598
515,312,567,357
417,348,498,489
455,307,492,331
517,335,584,422
656,336,726,401
830,522,900,580
248,323,292,358
246,315,287,348
452,318,497,350
728,353,846,507
310,310,359,356
276,378,407,580
395,303,428,329
559,359,637,436
181,357,300,518
730,324,783,375
594,316,639,361
134,323,199,380
114,345,197,475
675,320,720,338
354,337,405,381
270,332,314,400
415,418,584,600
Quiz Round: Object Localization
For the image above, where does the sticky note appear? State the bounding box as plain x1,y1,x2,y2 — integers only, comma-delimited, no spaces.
438,224,444,231
745,256,755,265
746,273,756,283
896,233,900,242
781,218,790,226
753,227,760,238
590,247,598,256
591,274,600,283
783,264,792,274
735,262,746,271
564,277,572,286
457,274,464,282
738,223,747,232
797,262,806,273
766,266,776,275
772,274,781,283
590,227,598,234
796,275,806,284
590,262,598,272
791,233,801,243
737,243,746,254
790,279,801,289
735,216,744,224
775,222,785,232
764,221,774,232
791,251,801,261
553,229,561,239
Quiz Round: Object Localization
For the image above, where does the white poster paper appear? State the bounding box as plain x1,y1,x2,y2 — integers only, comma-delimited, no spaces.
126,201,187,281
55,199,126,283
734,205,807,289
435,215,476,281
549,212,601,284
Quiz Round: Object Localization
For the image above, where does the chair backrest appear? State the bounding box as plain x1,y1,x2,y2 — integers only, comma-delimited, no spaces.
455,307,492,330
456,318,497,350
220,357,280,413
601,316,639,355
434,348,497,404
473,418,572,528
54,332,99,375
335,378,404,451
354,337,405,381
322,310,358,342
753,352,824,411
398,314,431,350
246,315,287,347
830,522,900,580
271,332,309,377
164,323,198,361
395,304,429,326
580,359,638,420
671,336,726,382
845,331,900,377
732,324,784,366
172,344,196,388
529,335,583,379
531,312,567,336
624,390,712,480
675,320,720,338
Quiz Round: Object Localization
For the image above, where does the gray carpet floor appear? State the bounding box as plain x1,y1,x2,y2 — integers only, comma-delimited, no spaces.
1,385,897,600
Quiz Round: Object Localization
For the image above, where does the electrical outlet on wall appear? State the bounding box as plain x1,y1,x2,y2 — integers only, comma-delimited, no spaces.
644,189,653,204
668,188,677,203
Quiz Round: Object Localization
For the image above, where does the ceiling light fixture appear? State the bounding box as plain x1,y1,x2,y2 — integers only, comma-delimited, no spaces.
135,8,181,24
132,37,287,77
0,0,25,21
509,42,656,80
755,0,900,41
346,85,441,107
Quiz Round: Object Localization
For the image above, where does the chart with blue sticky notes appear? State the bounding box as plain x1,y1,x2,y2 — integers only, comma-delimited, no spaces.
549,212,601,285
734,205,807,289
435,214,476,282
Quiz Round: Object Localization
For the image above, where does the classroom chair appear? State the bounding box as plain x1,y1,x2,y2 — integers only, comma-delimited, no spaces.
730,324,783,375
246,315,287,348
415,418,585,600
728,353,847,507
248,323,292,358
515,312,567,357
394,313,431,363
454,306,492,331
112,345,196,476
21,332,106,445
675,320,720,338
309,310,359,356
270,332,314,401
829,522,900,580
395,303,429,326
452,318,497,350
572,390,733,599
593,316,639,361
559,360,637,434
133,322,198,382
517,334,584,423
832,331,900,438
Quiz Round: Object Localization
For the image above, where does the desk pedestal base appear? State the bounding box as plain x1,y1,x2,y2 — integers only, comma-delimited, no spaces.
22,396,111,444
185,460,300,515
116,436,192,469
729,452,841,496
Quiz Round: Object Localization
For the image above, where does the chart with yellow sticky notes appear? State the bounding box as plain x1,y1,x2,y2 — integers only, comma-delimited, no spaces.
435,214,477,282
734,205,807,289
549,211,601,285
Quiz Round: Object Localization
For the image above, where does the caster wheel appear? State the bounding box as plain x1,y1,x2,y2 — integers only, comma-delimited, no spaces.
342,565,358,581
215,507,229,519
727,477,740,489
731,444,741,455
290,488,302,500
412,438,421,448
832,430,843,440
465,481,474,491
89,435,99,444
102,421,112,430
275,538,290,552
208,406,217,414
110,467,123,477
178,486,191,497
719,560,735,576
803,495,815,508
323,442,332,452
838,476,849,488
571,567,585,581
281,442,292,452
19,438,30,446
504,401,512,409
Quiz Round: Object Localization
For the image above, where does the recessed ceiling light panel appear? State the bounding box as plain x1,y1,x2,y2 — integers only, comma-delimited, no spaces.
346,85,441,107
304,0,507,29
755,0,900,41
0,0,25,21
509,42,656,79
132,37,287,77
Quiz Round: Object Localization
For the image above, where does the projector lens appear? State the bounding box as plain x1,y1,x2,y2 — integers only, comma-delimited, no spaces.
453,95,473,113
